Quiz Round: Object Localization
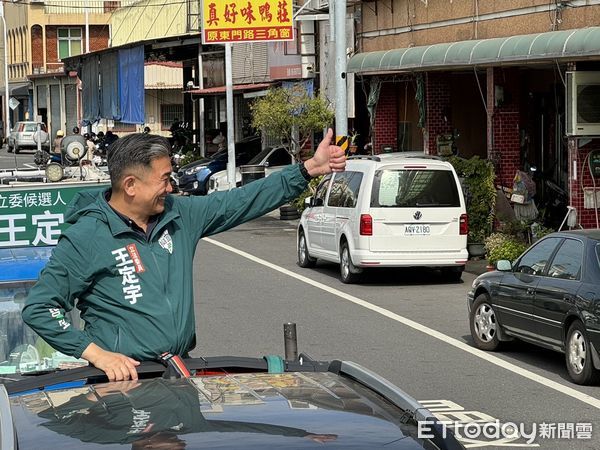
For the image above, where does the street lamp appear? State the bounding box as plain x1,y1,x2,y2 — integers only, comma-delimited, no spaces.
0,2,9,143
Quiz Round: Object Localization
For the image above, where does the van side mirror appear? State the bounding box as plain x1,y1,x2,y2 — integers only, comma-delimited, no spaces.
304,197,312,207
313,198,324,207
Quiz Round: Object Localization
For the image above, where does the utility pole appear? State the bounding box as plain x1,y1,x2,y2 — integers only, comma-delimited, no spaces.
225,43,235,189
85,0,90,53
333,0,348,148
0,1,9,143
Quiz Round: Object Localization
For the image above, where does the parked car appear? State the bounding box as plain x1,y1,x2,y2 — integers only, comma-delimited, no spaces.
297,154,469,283
207,146,293,194
7,121,50,153
177,136,262,195
468,230,600,385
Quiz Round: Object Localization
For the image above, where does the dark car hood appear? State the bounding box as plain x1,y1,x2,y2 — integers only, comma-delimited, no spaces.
10,372,430,449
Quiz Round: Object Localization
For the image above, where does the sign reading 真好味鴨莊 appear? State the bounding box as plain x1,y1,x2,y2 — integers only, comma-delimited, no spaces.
202,0,294,44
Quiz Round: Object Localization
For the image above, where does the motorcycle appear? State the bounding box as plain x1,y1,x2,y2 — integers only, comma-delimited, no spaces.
34,149,62,167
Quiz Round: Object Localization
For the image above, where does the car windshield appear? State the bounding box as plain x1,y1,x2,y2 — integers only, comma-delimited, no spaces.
247,147,273,165
371,169,461,207
0,280,87,376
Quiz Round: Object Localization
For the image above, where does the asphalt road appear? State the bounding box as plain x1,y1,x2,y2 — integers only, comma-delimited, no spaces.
191,212,600,450
0,147,37,169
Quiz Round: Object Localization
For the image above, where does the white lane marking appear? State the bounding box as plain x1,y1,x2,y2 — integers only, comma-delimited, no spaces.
204,237,600,410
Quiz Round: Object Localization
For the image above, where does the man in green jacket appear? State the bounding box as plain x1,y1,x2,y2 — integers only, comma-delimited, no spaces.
22,130,345,381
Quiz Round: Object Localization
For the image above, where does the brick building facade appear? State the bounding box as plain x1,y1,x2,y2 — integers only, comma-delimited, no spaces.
349,1,600,231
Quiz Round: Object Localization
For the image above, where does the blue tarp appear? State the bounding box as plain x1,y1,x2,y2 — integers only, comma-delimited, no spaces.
100,52,120,121
81,56,100,122
118,46,144,124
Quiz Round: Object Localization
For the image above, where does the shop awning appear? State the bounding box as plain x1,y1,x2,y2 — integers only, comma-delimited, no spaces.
0,82,32,97
348,27,600,74
188,83,272,96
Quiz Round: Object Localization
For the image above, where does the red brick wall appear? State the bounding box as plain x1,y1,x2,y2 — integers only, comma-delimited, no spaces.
490,68,521,187
31,25,43,70
424,72,452,155
373,83,398,153
45,25,109,65
570,144,600,229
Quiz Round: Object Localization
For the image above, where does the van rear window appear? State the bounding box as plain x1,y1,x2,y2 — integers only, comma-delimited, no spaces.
370,169,460,208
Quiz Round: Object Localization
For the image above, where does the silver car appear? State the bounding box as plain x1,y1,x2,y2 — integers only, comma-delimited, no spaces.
7,121,50,153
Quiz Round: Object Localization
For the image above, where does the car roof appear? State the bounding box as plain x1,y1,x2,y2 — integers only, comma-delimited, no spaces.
347,153,453,170
7,370,431,449
552,229,600,241
0,246,53,283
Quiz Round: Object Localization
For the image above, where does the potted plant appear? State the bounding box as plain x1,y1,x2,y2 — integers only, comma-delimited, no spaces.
348,130,359,155
484,232,528,267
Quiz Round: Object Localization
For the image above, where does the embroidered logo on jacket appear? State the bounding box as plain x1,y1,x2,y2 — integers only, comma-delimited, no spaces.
48,308,70,330
112,245,144,305
158,230,173,254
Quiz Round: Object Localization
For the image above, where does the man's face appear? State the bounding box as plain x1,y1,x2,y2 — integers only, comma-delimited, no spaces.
134,156,173,216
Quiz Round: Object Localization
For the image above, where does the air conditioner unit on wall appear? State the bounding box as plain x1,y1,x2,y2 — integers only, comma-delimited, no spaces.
566,71,600,136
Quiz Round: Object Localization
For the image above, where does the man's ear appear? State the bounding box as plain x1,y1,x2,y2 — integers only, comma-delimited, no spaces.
122,175,137,196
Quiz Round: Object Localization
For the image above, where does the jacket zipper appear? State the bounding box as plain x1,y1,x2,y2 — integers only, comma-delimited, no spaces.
151,247,179,351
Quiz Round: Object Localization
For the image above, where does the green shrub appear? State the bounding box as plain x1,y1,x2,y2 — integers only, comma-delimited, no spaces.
447,156,496,243
484,232,528,265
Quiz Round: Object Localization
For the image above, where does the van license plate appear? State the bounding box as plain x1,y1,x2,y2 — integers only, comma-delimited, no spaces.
405,224,430,235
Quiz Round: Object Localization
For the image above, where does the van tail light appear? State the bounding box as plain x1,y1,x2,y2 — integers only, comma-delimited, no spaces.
360,214,373,236
459,213,468,235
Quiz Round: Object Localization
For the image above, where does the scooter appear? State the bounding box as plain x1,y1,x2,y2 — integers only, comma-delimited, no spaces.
34,149,62,167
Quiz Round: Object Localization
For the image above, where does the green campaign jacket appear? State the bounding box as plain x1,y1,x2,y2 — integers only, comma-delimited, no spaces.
22,164,308,360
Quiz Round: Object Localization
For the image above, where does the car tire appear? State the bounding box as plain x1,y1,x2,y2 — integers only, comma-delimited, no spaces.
280,205,298,214
297,230,316,268
280,212,300,220
340,241,362,284
565,321,600,385
470,294,501,351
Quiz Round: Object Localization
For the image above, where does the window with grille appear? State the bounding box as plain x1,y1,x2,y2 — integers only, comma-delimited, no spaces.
58,28,82,60
112,121,136,132
161,104,184,130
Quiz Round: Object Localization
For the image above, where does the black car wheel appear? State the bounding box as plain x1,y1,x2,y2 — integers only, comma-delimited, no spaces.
470,294,501,351
566,321,600,385
297,230,316,268
340,241,362,284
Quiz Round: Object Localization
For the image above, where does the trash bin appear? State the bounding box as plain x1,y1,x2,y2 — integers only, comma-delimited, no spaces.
240,165,266,185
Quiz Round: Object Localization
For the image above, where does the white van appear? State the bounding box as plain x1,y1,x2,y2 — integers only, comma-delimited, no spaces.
297,154,469,283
